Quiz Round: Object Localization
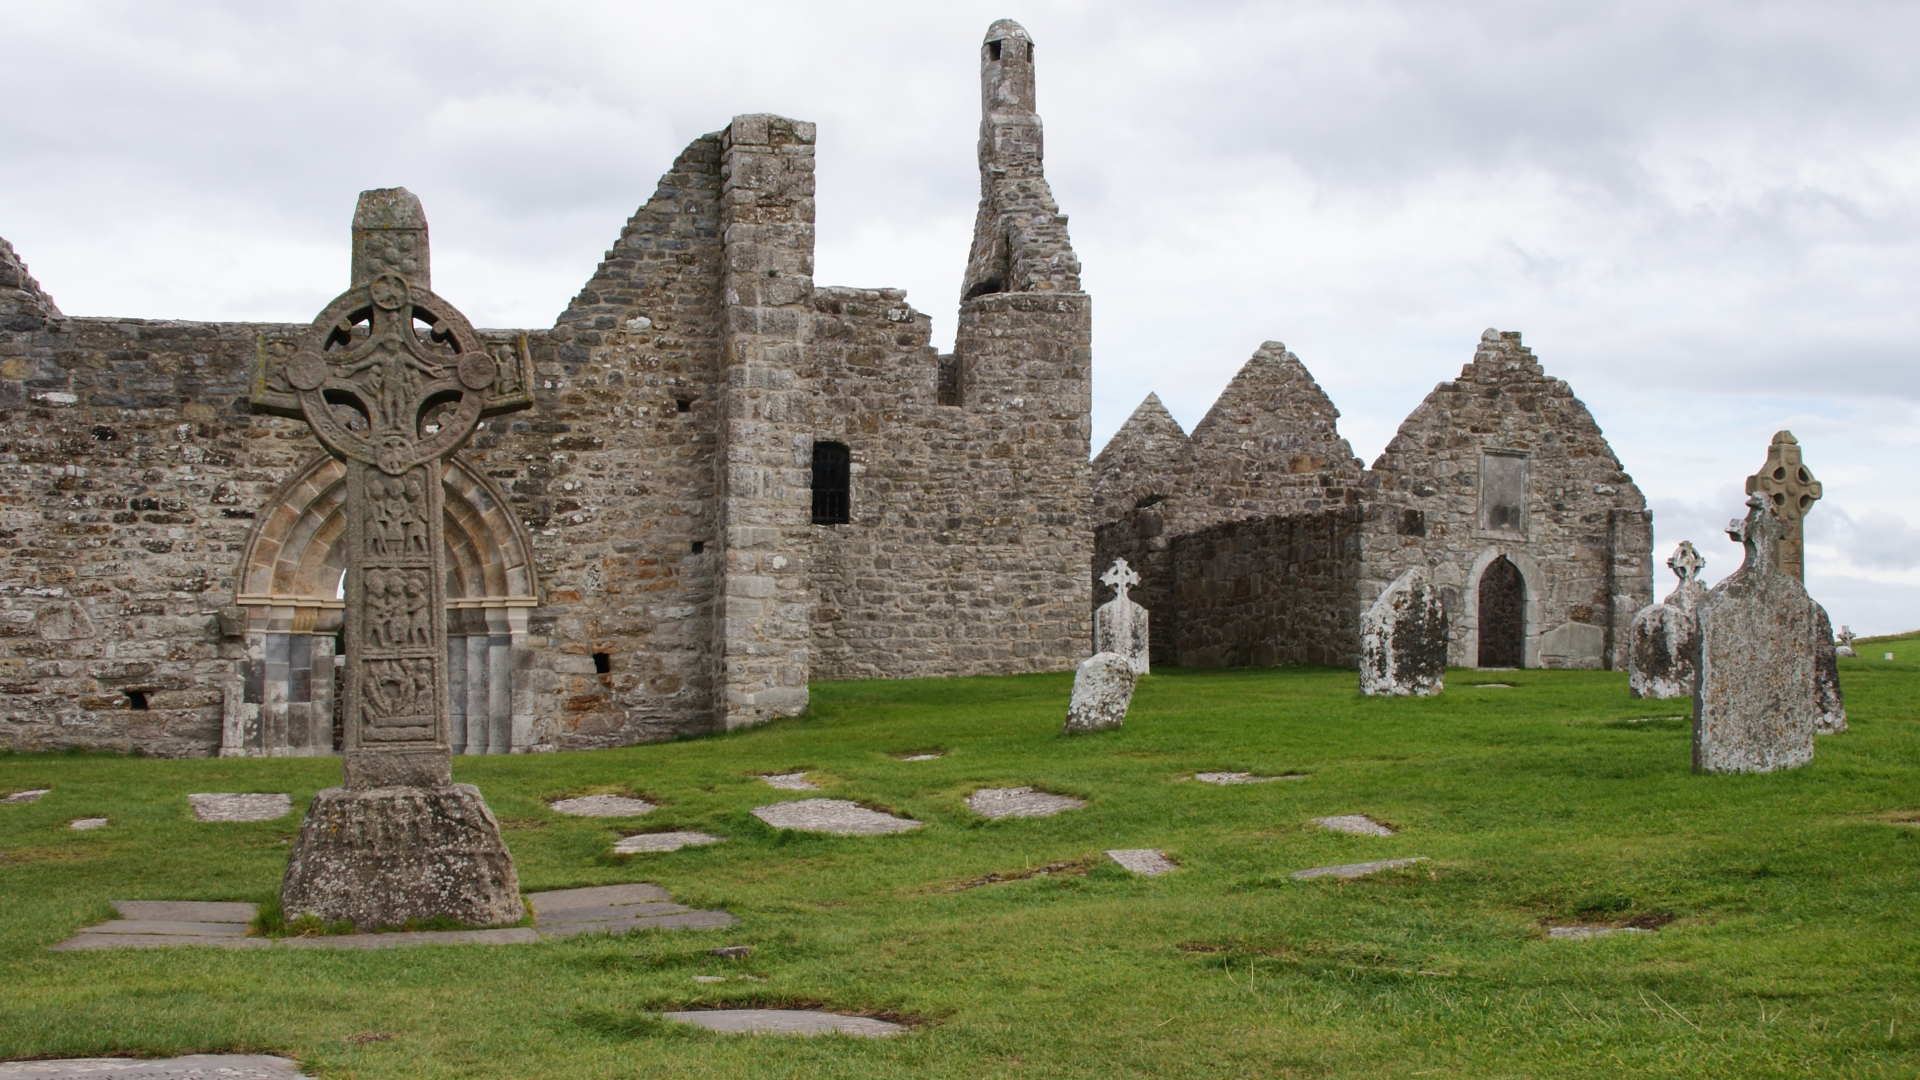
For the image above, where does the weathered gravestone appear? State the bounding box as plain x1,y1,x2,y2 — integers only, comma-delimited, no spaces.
1094,558,1150,674
1359,566,1446,697
1628,541,1707,700
1835,626,1857,658
1812,603,1847,734
1742,431,1845,734
1065,652,1137,733
1693,495,1818,774
256,189,526,929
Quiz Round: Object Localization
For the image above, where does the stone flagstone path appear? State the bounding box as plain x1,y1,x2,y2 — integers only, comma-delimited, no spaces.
965,787,1085,819
1290,857,1428,881
614,831,725,853
1313,814,1395,837
190,793,291,822
1105,849,1176,875
51,885,732,951
550,794,656,817
2,788,48,804
761,773,819,791
659,1010,905,1037
0,1055,313,1079
1191,772,1305,785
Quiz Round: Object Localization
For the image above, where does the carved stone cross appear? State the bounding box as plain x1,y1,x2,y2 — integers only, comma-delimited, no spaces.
1100,558,1140,606
254,188,529,791
1745,430,1821,581
1667,540,1704,586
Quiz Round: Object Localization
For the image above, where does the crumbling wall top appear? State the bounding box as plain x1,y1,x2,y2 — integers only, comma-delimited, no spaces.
0,238,61,322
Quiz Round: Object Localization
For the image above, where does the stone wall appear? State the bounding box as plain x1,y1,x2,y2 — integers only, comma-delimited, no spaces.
1166,509,1363,669
0,20,1099,757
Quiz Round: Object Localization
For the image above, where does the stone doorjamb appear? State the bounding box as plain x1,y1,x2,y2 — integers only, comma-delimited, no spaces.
1461,545,1545,669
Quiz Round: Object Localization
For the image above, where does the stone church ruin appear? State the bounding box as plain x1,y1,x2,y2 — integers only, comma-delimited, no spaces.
0,20,1090,758
1093,332,1654,673
0,19,1657,761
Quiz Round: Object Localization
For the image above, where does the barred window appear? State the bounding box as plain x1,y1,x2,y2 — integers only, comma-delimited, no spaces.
811,442,851,525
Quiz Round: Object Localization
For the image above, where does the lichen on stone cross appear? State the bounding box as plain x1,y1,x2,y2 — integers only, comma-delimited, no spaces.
251,187,529,790
1100,558,1141,606
1668,540,1705,586
1744,430,1821,581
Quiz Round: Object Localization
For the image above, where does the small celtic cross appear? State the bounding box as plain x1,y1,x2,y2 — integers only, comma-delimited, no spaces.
1744,430,1821,581
1667,540,1704,586
1100,558,1140,605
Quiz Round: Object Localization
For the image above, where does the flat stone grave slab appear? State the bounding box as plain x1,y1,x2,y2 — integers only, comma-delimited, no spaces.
1105,849,1176,876
528,882,737,938
1470,683,1515,688
1313,814,1395,837
1191,772,1305,785
0,1055,313,1079
659,1009,905,1037
1547,925,1653,941
614,831,726,854
3,788,48,804
752,798,922,836
550,795,656,818
190,793,291,822
68,818,108,830
51,885,732,950
894,752,944,761
760,773,819,791
965,787,1085,819
1290,857,1428,881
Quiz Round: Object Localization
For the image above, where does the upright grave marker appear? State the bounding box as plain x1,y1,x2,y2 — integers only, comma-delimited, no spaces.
1095,558,1150,674
1693,495,1817,773
1745,430,1822,580
255,189,527,929
1628,541,1707,700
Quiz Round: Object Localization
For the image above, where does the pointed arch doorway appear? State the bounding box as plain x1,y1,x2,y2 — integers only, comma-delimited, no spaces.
223,453,538,757
1477,555,1526,668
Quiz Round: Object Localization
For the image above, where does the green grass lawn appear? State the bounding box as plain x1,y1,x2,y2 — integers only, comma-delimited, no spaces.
2,649,1918,1079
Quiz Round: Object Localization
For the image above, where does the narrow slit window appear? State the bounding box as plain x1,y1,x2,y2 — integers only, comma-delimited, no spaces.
592,652,611,674
812,442,851,525
124,690,149,711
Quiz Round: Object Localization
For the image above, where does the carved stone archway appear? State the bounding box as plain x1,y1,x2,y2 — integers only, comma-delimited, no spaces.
1461,546,1546,669
223,453,538,756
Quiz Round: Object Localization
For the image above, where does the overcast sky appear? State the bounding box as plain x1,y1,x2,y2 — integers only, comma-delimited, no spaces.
5,0,1919,634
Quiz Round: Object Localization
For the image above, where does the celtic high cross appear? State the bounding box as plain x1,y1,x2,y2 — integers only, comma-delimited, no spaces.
1745,430,1821,582
254,189,530,790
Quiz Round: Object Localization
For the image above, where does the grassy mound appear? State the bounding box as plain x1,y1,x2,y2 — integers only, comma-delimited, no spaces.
1,659,1917,1078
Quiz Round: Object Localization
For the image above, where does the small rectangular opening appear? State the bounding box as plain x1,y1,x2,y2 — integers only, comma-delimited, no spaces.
676,398,692,413
592,652,611,674
988,39,1002,60
691,540,705,554
124,690,149,711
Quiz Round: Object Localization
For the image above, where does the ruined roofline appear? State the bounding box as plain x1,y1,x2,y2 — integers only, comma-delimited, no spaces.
1187,340,1361,468
1094,391,1189,462
0,236,62,321
1365,328,1642,504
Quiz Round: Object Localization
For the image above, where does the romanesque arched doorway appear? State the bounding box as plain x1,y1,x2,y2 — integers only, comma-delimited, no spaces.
1477,555,1526,668
224,453,537,757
